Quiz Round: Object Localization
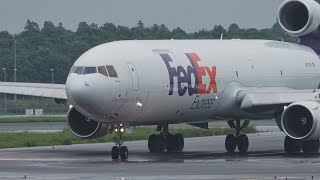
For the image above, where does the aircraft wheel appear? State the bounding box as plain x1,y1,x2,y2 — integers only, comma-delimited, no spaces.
166,134,176,152
111,146,120,160
302,139,320,154
148,134,165,153
175,134,184,152
237,134,249,153
148,134,158,152
120,146,129,160
225,134,237,153
284,136,301,153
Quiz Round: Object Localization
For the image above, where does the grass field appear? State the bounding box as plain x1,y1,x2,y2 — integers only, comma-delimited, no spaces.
0,126,257,148
0,116,65,123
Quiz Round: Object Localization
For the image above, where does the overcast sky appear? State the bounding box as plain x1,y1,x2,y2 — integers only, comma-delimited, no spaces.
1,0,284,33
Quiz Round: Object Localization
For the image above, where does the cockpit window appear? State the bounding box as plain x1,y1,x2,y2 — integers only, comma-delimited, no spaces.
83,67,97,74
106,65,118,77
98,66,108,77
69,66,76,75
73,66,84,74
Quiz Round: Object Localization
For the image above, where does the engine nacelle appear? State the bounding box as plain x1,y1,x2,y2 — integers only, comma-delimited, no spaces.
67,107,107,139
281,101,320,141
278,0,320,37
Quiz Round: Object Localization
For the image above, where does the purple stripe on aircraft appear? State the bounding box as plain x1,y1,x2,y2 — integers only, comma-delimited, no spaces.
300,0,320,55
300,30,320,55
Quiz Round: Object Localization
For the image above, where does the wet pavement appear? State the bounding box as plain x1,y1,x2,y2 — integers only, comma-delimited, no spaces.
0,132,319,179
0,120,277,132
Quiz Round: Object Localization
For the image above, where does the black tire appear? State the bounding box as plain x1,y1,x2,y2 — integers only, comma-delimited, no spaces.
148,134,165,153
158,135,166,152
111,146,119,160
175,134,184,152
284,136,302,153
148,134,157,152
120,146,129,160
225,134,237,153
237,134,249,153
302,139,320,154
166,134,176,152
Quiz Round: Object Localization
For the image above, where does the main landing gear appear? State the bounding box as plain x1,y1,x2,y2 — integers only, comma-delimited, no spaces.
111,124,129,160
284,136,320,154
225,120,250,153
148,124,184,153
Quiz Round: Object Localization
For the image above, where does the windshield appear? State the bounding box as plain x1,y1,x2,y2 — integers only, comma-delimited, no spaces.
83,67,97,74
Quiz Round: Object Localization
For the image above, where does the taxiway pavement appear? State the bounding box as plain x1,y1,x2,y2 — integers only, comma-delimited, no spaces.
0,120,278,132
0,132,318,179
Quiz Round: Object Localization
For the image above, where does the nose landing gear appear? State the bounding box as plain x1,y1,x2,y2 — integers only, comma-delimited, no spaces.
111,124,128,160
225,120,250,153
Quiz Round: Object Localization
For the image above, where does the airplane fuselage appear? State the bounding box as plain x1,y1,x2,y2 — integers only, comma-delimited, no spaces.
66,40,320,126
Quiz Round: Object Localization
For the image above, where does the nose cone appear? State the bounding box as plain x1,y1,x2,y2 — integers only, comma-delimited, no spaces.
66,74,102,117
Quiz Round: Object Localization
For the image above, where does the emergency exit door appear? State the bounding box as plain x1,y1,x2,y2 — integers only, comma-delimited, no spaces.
127,63,139,91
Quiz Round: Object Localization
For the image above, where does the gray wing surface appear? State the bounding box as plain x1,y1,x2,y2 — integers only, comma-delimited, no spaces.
237,88,320,114
0,82,67,99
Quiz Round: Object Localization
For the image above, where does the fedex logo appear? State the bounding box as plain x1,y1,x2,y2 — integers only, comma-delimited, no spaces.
160,53,217,96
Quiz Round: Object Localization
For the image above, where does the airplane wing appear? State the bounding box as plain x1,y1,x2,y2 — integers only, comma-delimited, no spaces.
0,82,67,100
237,88,320,114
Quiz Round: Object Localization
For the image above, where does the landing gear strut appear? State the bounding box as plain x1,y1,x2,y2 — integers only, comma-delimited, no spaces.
225,120,250,153
148,124,184,153
111,124,128,160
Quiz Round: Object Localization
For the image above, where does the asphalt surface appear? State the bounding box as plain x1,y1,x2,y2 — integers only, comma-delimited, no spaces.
0,120,278,132
0,132,319,179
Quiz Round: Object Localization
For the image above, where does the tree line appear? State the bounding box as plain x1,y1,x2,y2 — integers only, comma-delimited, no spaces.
0,20,296,84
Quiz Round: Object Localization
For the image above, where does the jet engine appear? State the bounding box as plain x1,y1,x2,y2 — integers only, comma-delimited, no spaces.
278,0,320,37
281,101,320,141
67,107,107,139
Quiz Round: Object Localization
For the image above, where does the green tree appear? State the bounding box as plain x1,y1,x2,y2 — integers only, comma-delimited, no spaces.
24,20,40,32
172,27,188,39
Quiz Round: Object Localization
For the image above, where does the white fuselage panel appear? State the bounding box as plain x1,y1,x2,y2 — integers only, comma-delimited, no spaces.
66,40,320,125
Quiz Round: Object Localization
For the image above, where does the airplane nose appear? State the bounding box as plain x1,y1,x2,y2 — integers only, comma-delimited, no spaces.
66,73,123,121
66,75,100,114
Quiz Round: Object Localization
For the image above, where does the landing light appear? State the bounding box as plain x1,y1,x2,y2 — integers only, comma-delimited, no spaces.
137,102,143,107
69,104,73,109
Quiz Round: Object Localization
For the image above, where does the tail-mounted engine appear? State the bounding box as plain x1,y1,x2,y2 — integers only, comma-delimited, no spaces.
278,0,320,37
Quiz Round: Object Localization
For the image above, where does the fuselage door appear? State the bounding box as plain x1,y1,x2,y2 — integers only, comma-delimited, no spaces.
127,63,139,91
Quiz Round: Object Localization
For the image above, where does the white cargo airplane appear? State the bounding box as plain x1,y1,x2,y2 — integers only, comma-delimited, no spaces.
1,0,320,160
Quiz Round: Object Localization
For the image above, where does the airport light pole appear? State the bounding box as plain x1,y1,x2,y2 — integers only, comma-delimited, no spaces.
2,68,6,114
13,40,17,102
51,68,54,84
2,68,6,82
